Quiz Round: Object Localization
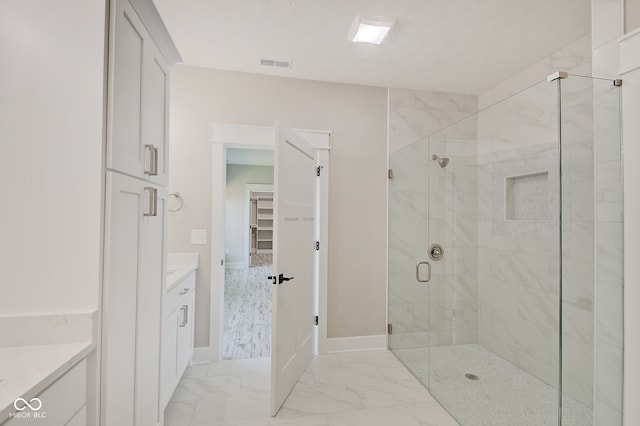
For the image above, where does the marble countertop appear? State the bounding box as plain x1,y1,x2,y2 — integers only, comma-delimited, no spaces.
0,341,94,422
167,252,199,291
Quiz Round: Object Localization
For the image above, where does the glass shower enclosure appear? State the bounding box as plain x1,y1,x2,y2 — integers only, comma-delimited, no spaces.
388,75,623,425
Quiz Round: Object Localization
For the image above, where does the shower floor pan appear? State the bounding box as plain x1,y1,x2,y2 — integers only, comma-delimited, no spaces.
393,344,592,426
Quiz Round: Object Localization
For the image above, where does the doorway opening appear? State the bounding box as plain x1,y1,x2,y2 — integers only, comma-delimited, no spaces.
209,123,331,418
223,149,274,360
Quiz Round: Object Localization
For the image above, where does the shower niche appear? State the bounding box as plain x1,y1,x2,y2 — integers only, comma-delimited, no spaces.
388,74,623,425
504,171,549,221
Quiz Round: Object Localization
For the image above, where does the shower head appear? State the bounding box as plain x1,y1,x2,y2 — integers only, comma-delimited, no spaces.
431,154,450,168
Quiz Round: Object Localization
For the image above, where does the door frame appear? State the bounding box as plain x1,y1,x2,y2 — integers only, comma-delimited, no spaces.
201,123,330,363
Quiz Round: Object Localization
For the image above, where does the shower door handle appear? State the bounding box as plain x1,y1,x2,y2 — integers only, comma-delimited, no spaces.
416,261,431,283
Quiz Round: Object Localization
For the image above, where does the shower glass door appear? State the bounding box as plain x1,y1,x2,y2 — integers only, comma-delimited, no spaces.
388,136,431,387
426,79,562,425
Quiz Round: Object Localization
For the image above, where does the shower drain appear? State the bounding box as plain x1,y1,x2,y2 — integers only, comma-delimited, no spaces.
465,373,480,381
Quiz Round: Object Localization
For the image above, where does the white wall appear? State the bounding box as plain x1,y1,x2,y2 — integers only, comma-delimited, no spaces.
167,66,388,346
0,0,105,315
225,164,273,265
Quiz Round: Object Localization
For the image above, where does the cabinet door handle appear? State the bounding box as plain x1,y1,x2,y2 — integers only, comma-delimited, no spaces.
179,288,190,295
179,305,188,327
143,187,157,217
144,144,159,176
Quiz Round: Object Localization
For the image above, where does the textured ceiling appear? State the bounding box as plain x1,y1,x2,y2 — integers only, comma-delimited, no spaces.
153,0,590,95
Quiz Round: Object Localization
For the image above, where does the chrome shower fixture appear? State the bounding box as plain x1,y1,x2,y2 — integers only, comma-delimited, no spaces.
432,154,450,168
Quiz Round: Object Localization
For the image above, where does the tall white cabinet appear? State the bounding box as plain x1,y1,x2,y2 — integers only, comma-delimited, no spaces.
101,0,180,425
108,0,170,186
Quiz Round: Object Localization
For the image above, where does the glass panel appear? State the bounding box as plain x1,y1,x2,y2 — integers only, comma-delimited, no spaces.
560,75,623,425
388,137,431,386
427,79,561,425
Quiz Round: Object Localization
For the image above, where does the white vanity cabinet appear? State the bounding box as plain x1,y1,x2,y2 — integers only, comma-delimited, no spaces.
162,272,196,406
4,360,87,426
108,0,170,186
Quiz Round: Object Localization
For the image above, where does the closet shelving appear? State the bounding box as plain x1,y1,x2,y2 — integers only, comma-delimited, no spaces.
255,196,273,253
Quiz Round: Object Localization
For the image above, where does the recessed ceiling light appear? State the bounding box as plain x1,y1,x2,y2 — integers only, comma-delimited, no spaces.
347,15,395,45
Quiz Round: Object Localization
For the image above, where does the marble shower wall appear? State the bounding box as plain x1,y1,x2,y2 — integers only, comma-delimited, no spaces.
476,77,605,409
389,89,478,154
475,80,564,399
388,89,478,349
591,1,625,422
559,78,602,409
592,77,624,424
427,126,479,347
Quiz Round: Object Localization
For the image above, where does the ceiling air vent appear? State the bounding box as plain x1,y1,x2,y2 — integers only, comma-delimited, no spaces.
260,58,292,69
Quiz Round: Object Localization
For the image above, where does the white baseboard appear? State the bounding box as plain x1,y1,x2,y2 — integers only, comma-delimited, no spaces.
323,334,388,354
225,262,245,269
191,346,217,365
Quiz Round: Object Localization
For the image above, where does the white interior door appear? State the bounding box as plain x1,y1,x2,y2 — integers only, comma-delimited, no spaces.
271,121,317,415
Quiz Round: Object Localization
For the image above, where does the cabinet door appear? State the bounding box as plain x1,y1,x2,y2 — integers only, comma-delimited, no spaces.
176,289,195,374
161,308,180,407
142,41,170,186
108,0,169,185
137,179,166,425
102,172,166,426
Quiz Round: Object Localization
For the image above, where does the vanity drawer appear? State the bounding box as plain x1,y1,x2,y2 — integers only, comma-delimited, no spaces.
164,272,195,315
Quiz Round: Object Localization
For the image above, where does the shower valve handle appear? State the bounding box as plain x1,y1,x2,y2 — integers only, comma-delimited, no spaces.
416,261,431,283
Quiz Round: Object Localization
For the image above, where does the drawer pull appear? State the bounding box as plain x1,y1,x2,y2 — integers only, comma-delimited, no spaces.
179,288,190,295
179,305,188,327
143,187,157,217
144,144,159,176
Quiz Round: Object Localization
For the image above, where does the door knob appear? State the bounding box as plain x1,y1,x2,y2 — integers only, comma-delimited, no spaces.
268,273,295,285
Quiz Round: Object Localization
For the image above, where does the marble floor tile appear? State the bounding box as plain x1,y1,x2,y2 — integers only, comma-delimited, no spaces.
224,265,273,360
164,400,197,426
164,351,459,426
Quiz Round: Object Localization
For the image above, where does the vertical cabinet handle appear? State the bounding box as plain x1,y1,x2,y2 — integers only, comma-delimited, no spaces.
144,187,158,217
416,261,431,283
144,144,159,176
179,305,188,327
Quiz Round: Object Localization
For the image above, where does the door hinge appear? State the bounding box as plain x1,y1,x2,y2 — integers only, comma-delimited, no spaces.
315,315,319,326
316,165,323,176
388,169,393,179
315,241,320,251
387,323,392,335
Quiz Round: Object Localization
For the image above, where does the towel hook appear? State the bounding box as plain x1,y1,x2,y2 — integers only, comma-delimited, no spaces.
168,192,184,212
